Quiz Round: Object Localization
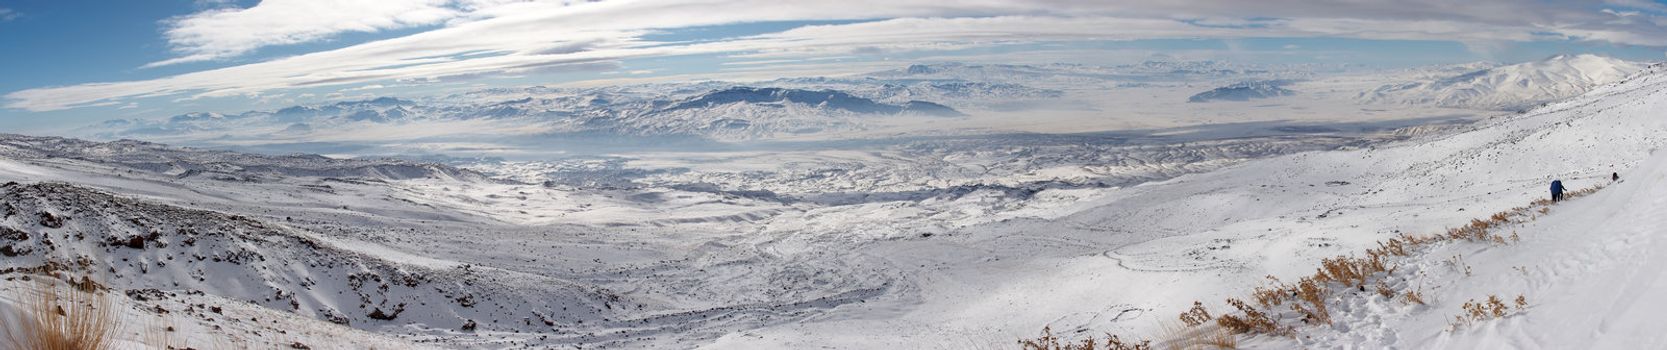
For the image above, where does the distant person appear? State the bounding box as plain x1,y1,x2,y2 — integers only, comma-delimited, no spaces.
1613,172,1620,182
1551,180,1565,202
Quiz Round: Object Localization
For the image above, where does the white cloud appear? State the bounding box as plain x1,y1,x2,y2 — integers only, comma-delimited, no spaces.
150,0,481,67
9,0,1667,112
0,8,19,22
340,84,387,92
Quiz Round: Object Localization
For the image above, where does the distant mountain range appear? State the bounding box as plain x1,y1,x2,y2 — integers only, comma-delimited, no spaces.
83,57,1653,148
87,85,972,143
1188,80,1296,102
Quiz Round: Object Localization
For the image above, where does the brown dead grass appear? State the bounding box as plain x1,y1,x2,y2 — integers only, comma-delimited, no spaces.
1158,321,1237,350
3,278,119,350
1401,289,1426,305
1019,326,1152,350
1178,302,1211,327
1215,299,1282,335
1021,184,1604,348
1450,294,1526,330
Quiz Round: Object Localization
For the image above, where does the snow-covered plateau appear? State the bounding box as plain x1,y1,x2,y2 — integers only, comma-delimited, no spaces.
2,56,1665,349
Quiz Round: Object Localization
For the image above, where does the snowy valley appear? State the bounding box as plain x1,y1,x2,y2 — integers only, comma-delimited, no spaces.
2,52,1665,350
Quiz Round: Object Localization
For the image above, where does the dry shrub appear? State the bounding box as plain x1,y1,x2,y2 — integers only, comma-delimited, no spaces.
1376,239,1408,257
1451,294,1524,329
2,278,120,350
1401,289,1426,305
1158,322,1237,350
1291,277,1329,325
1488,212,1510,223
1250,284,1285,308
1179,302,1211,327
1374,283,1395,299
1446,218,1497,242
1215,299,1281,335
1019,326,1153,350
1316,253,1389,288
1397,232,1440,247
1566,185,1604,198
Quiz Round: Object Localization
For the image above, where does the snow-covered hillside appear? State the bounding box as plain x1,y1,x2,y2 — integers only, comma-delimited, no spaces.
1301,129,1667,349
1360,54,1645,111
703,62,1667,348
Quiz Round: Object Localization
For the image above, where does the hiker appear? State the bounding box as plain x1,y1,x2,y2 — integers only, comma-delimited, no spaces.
1551,180,1565,202
1613,172,1620,182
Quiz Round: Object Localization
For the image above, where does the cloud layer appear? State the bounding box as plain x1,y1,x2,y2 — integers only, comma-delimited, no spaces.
8,0,1667,112
150,0,479,67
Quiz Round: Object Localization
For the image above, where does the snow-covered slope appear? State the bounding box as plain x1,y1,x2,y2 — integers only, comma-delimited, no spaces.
0,181,641,339
1308,140,1667,349
703,62,1667,348
1360,54,1645,110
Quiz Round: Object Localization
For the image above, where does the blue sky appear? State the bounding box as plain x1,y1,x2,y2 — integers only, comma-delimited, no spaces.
3,0,1667,133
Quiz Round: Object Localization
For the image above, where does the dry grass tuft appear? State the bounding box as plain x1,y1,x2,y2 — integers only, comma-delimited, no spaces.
1291,277,1329,325
1450,294,1526,330
1215,299,1282,335
1250,285,1284,308
1178,302,1211,327
1401,289,1426,305
1158,322,1237,350
3,278,120,350
1315,252,1391,288
1018,326,1153,350
1374,283,1395,299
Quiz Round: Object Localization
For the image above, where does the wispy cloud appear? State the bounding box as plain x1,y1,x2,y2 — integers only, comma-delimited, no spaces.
0,7,20,22
149,0,508,67
9,0,1667,112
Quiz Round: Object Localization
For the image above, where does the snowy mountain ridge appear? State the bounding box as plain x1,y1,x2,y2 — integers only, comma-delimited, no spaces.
1360,54,1646,110
86,85,969,143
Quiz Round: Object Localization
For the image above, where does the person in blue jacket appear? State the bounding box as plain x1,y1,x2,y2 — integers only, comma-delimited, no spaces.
1550,180,1564,202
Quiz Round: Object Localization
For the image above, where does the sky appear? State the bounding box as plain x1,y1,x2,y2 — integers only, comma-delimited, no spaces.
3,0,1667,133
